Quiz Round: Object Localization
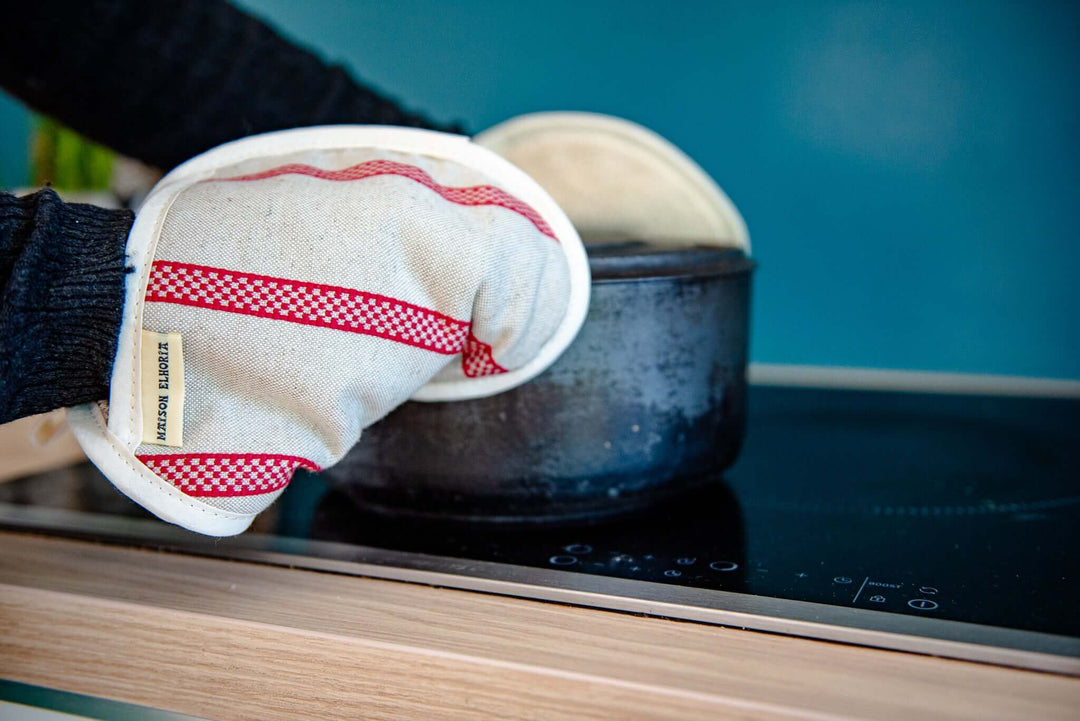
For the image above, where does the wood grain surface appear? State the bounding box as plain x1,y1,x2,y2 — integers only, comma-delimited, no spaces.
0,532,1076,720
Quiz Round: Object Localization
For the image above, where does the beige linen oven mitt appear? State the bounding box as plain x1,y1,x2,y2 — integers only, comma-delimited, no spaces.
68,126,590,536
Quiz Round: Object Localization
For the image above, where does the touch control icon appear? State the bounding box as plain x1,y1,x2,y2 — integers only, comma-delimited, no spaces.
908,598,939,611
709,560,739,572
833,576,853,584
549,555,578,566
564,544,592,554
869,595,887,603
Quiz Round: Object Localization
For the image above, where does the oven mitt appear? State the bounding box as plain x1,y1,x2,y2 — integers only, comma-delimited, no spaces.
67,126,590,536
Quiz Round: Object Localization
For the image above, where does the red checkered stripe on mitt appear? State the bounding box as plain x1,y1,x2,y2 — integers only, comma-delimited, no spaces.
145,261,506,377
137,453,321,497
212,159,558,241
147,261,467,354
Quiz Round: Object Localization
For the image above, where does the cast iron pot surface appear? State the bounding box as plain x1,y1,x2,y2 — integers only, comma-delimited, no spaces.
327,242,754,523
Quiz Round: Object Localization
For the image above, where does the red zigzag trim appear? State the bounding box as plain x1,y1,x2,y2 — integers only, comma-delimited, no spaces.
210,159,558,241
145,261,506,377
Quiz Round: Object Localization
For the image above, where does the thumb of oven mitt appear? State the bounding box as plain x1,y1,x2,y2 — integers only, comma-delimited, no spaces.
67,127,589,536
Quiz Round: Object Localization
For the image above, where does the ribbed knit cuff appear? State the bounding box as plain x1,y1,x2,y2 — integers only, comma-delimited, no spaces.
0,189,132,423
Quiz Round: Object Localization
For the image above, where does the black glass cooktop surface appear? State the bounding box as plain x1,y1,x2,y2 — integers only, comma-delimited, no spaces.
302,386,1080,635
3,385,1078,671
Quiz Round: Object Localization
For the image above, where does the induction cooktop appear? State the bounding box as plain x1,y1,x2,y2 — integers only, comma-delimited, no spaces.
2,377,1078,674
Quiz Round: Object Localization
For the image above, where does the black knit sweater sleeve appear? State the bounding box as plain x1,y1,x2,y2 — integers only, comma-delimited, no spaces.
0,190,131,424
0,0,460,172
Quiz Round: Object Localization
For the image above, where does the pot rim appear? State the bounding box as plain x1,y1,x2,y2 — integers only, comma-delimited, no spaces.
588,242,755,282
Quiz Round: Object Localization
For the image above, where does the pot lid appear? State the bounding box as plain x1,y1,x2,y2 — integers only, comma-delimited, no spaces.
474,112,750,253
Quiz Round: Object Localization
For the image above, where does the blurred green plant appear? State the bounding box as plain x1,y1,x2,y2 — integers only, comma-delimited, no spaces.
31,116,114,191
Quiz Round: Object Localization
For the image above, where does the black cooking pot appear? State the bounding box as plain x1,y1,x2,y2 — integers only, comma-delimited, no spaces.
328,242,754,522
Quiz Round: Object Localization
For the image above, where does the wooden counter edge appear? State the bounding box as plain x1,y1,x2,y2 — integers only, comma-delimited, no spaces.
0,531,1076,720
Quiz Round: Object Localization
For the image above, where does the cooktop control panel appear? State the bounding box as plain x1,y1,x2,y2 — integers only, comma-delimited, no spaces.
544,543,945,616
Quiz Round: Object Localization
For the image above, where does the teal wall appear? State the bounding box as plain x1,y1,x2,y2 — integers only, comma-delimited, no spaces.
0,92,30,189
3,1,1077,378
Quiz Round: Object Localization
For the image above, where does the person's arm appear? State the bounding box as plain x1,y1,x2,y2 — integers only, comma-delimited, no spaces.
0,190,131,424
0,0,462,425
0,0,460,172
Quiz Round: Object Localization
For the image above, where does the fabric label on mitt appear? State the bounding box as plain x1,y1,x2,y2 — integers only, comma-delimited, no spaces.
140,330,185,447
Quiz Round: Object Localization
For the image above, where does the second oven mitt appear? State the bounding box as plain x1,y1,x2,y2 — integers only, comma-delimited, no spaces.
68,126,590,536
